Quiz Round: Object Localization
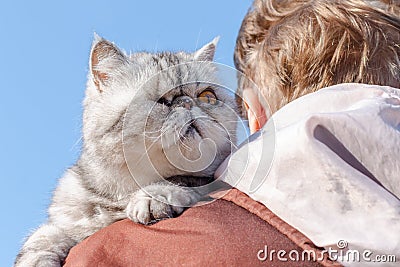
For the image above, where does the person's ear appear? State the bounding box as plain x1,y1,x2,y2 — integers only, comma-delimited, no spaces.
243,88,267,133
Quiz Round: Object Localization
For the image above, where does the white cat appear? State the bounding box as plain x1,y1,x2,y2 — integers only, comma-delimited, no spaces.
15,35,237,267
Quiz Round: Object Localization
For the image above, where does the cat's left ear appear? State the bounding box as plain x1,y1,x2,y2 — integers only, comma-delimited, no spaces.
193,36,219,61
90,33,128,92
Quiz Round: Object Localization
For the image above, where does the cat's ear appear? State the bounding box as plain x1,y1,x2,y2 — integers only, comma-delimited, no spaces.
193,36,219,61
90,33,127,92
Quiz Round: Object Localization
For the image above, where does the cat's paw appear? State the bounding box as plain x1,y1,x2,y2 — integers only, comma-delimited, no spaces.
126,183,201,225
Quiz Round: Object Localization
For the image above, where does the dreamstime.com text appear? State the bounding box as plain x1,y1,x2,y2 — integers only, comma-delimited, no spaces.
257,240,397,263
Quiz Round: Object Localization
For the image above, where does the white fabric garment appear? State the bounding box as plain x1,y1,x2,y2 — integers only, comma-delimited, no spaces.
217,83,400,266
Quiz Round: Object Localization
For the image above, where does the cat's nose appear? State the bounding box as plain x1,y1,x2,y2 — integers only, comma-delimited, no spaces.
173,96,193,110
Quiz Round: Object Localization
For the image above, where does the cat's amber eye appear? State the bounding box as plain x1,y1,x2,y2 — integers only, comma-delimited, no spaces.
198,89,218,105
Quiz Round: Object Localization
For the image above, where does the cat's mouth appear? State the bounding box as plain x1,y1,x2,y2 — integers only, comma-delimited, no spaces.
183,119,202,138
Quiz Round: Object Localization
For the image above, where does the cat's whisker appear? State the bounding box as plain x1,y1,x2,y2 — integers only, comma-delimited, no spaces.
220,135,239,150
70,136,83,151
167,124,193,151
143,128,163,134
200,124,239,151
143,132,161,138
143,130,163,139
136,129,170,165
178,136,193,151
173,125,179,145
143,126,171,140
134,134,167,165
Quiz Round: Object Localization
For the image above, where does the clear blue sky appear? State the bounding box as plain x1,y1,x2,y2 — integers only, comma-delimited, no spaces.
0,0,252,265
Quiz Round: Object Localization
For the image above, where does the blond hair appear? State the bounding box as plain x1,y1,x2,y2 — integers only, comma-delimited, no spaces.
235,0,400,114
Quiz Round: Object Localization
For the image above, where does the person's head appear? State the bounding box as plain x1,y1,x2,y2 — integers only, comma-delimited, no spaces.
234,0,400,133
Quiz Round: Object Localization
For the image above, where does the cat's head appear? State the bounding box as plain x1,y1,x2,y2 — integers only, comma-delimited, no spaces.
82,35,237,180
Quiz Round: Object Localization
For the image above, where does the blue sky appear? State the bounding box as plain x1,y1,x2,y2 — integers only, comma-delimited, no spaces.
0,0,252,265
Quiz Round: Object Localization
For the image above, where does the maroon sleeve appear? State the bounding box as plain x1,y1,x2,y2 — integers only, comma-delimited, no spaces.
64,189,338,267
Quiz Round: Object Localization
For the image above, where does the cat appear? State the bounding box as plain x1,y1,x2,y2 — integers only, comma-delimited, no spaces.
15,34,237,267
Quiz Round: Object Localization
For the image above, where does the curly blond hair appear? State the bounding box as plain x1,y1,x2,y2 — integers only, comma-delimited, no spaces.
235,0,400,114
